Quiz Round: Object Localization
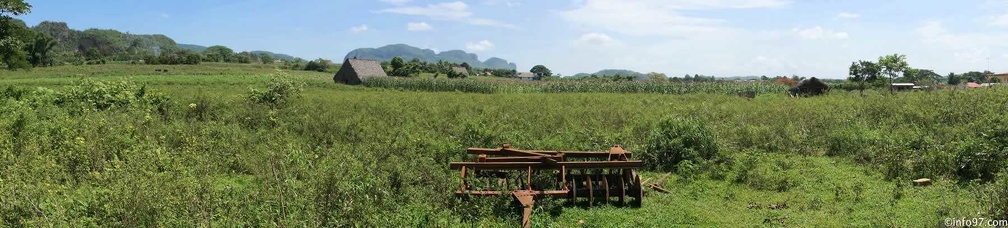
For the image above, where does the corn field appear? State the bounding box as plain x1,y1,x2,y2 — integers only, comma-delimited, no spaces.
362,77,789,94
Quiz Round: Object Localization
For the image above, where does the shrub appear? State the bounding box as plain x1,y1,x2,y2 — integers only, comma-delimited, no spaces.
185,95,216,121
248,72,305,108
51,79,169,114
988,171,1008,219
642,117,721,172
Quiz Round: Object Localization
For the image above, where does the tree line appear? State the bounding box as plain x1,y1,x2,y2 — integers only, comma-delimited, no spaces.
382,56,528,79
847,54,999,93
0,1,336,72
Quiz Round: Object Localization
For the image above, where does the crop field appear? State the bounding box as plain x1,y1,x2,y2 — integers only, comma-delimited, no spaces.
1,64,1007,227
362,77,789,94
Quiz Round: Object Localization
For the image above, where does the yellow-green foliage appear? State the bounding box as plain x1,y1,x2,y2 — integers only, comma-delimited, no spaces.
0,64,1005,226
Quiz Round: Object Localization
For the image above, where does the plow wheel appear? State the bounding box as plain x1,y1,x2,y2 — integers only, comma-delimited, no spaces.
618,174,626,205
602,175,609,203
587,175,594,205
632,173,643,207
570,176,578,204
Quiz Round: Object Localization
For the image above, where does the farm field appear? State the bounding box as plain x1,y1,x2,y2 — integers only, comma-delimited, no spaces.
1,64,1007,227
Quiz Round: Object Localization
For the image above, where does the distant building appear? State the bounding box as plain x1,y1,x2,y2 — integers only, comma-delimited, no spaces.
516,72,536,80
891,83,916,91
990,73,1008,83
965,82,981,89
333,58,388,85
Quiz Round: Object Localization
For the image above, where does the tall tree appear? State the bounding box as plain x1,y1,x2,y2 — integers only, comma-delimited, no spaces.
645,72,668,81
878,54,908,94
26,33,55,66
0,1,33,69
947,72,960,85
530,65,552,79
390,56,405,76
0,0,31,17
258,52,274,64
202,45,234,62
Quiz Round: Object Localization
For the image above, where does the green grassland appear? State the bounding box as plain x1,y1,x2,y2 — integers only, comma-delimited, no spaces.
1,63,1006,227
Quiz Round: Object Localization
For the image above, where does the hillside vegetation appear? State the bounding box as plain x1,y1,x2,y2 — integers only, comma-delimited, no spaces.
1,63,1006,227
345,44,518,70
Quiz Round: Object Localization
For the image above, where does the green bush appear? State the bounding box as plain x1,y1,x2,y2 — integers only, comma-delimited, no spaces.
989,171,1008,219
247,73,304,108
642,117,721,172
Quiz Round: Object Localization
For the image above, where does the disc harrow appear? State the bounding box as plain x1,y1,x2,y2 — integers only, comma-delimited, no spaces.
449,143,644,228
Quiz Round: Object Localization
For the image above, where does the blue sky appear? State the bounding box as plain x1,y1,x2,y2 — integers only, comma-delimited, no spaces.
16,0,1008,78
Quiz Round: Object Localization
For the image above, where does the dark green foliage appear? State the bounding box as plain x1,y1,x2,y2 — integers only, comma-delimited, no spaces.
202,45,234,63
0,0,31,16
988,171,1008,219
142,49,200,65
530,65,552,79
642,117,721,172
303,58,332,72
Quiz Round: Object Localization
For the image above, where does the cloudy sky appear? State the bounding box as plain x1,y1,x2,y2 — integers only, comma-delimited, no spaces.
17,0,1008,78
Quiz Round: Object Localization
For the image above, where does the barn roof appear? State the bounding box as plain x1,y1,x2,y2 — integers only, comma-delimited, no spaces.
451,66,469,75
345,58,388,78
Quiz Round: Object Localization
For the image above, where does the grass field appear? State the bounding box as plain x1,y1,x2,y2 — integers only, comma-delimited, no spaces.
1,63,1006,227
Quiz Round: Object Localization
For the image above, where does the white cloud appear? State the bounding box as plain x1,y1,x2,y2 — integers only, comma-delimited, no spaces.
379,0,412,5
349,24,369,33
792,26,849,40
407,22,433,31
483,0,519,7
837,12,860,19
990,14,1008,27
574,32,620,46
465,40,495,52
160,13,171,18
561,0,789,37
379,1,516,28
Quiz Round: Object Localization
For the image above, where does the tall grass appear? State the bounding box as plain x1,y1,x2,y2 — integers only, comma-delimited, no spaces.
2,66,1006,226
363,77,788,94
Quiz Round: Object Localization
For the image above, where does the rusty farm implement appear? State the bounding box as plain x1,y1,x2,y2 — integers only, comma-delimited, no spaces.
450,143,645,227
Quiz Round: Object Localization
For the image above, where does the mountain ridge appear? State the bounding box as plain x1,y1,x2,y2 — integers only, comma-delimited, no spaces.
345,44,517,70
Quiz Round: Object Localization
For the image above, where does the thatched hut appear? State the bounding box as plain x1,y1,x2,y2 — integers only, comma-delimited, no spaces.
451,66,469,76
516,72,535,80
333,58,388,85
787,77,830,97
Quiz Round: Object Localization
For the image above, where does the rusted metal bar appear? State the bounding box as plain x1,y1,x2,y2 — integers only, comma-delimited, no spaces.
449,161,643,170
466,148,632,158
455,190,569,196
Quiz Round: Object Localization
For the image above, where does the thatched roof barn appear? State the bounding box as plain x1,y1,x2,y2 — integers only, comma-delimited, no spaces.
787,77,830,97
451,66,469,75
333,58,388,85
516,72,535,80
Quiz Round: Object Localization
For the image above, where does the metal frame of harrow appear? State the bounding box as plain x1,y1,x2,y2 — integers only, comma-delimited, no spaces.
450,144,644,227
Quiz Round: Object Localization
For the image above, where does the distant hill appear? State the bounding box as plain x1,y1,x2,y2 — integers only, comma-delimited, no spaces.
31,21,179,63
571,69,645,78
29,20,301,63
178,44,298,61
345,44,517,70
177,44,207,52
249,51,297,61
